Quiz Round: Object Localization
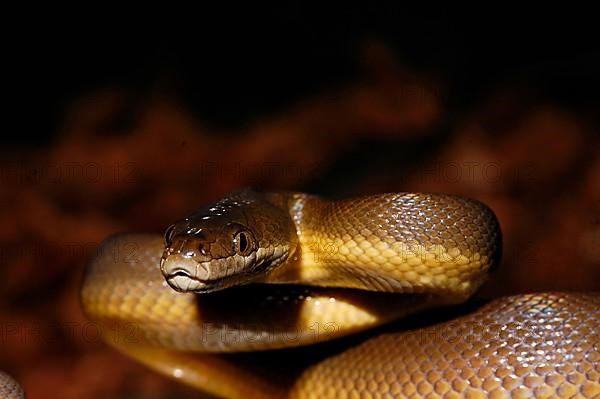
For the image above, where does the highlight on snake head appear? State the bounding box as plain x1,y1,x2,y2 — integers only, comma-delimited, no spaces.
160,190,298,293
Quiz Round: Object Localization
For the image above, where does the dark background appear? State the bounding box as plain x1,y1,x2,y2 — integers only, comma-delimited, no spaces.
10,8,599,145
2,8,599,399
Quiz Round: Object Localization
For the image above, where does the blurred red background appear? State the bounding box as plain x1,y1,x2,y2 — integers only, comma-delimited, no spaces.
2,9,599,399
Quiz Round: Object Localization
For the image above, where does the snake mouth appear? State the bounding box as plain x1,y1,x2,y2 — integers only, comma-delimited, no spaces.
161,252,259,293
166,269,205,292
165,267,233,293
161,253,218,292
165,269,222,293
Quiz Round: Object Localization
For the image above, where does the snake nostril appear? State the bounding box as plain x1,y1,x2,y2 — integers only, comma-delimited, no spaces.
197,243,208,256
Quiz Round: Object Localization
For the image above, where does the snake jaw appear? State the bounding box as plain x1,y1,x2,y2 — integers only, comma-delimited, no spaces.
167,272,206,292
160,251,261,293
160,254,208,292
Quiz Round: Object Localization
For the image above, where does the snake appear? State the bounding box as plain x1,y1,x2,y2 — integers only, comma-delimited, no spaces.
4,189,598,398
0,372,25,399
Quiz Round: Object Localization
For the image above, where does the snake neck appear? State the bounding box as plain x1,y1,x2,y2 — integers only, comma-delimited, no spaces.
265,192,501,301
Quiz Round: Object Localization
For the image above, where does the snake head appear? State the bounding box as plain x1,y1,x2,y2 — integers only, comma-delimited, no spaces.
160,191,297,293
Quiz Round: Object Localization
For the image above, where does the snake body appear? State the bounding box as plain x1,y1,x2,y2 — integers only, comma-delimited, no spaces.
78,190,598,398
159,190,501,299
0,372,25,399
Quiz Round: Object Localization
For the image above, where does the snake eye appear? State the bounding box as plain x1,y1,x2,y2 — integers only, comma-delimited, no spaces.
164,224,176,245
234,230,255,256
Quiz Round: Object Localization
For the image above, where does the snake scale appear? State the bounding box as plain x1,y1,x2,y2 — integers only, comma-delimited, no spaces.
3,189,598,398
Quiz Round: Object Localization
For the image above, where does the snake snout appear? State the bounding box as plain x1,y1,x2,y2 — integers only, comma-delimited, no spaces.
160,254,211,292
